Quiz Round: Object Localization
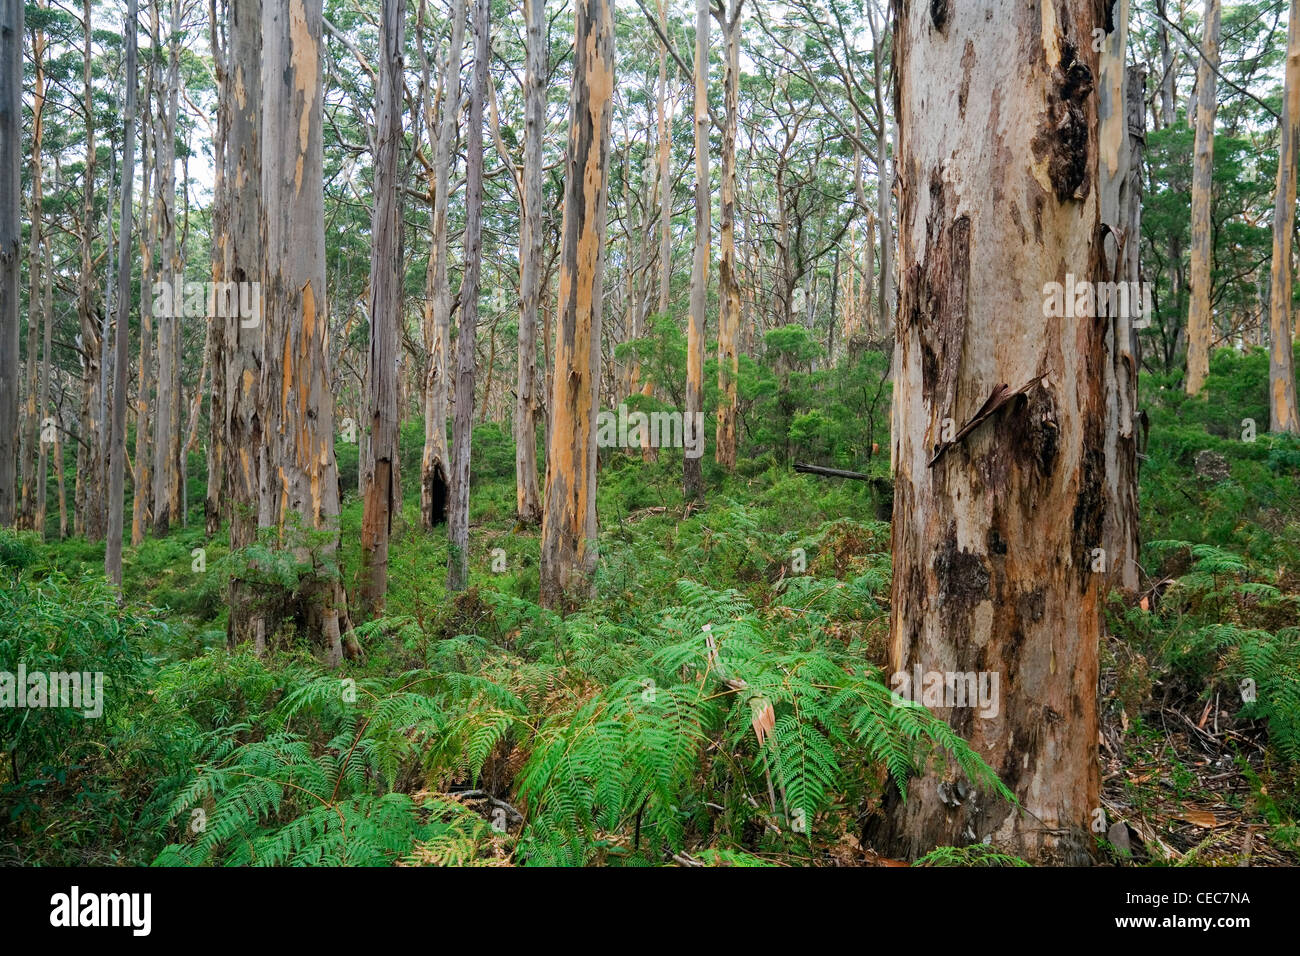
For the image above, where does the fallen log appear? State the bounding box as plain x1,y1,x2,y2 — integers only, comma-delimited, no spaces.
794,462,873,481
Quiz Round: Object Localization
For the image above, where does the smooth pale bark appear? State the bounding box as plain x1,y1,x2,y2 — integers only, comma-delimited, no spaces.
359,0,405,615
871,1,1107,864
0,0,22,527
683,0,710,501
1269,0,1300,435
1185,0,1220,395
1098,3,1142,595
1157,0,1176,127
35,237,51,532
19,8,45,530
205,0,228,537
640,0,672,464
421,0,466,530
515,0,545,524
106,0,140,586
74,0,103,540
873,11,893,333
153,0,182,535
715,1,743,471
539,0,614,610
259,0,348,665
225,0,264,649
132,62,157,547
447,0,488,592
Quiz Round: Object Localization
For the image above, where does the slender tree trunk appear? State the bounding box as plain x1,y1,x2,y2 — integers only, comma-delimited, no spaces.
206,0,229,536
539,0,614,610
1185,0,1220,395
874,13,893,334
19,8,46,530
1157,0,1176,127
447,0,488,592
715,1,743,471
359,0,405,615
131,61,157,547
515,0,545,524
1098,3,1142,596
421,0,466,530
259,0,349,665
870,0,1107,864
683,0,710,501
225,0,263,649
35,236,51,533
0,0,17,528
152,0,182,534
106,0,139,586
1269,0,1300,434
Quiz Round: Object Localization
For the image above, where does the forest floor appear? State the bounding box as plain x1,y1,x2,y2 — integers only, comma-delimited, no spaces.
3,353,1299,866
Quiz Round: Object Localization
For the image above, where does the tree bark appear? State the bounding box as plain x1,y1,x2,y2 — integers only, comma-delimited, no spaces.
106,0,139,586
258,0,348,665
225,0,264,649
715,1,743,471
447,0,488,592
359,0,405,615
152,0,182,535
421,0,465,530
132,47,158,547
871,0,1107,864
683,0,710,501
1185,0,1220,395
515,0,545,524
1269,0,1300,435
19,6,45,530
1098,3,1142,596
0,0,23,527
539,0,614,610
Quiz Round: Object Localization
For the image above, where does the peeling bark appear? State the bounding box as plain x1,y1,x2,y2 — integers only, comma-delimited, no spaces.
1269,0,1300,435
1185,0,1220,395
359,0,405,615
870,0,1107,864
540,0,614,610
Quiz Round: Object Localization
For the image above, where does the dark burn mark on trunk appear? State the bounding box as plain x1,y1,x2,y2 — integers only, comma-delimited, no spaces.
958,40,975,117
1007,380,1059,480
934,525,991,615
930,0,949,34
1031,41,1094,202
1071,445,1106,588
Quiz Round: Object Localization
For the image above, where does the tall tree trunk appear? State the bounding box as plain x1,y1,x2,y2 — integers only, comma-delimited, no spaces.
74,0,103,540
1185,0,1220,395
359,0,405,615
206,0,229,536
514,0,545,524
1156,0,1177,127
259,0,349,665
683,0,710,501
447,0,488,592
1269,0,1300,435
152,0,182,534
106,0,140,586
1098,3,1142,596
873,10,893,334
871,0,1107,864
715,1,743,471
421,0,466,530
0,0,17,528
35,236,51,533
224,0,263,649
539,0,614,610
19,6,45,530
131,56,157,547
